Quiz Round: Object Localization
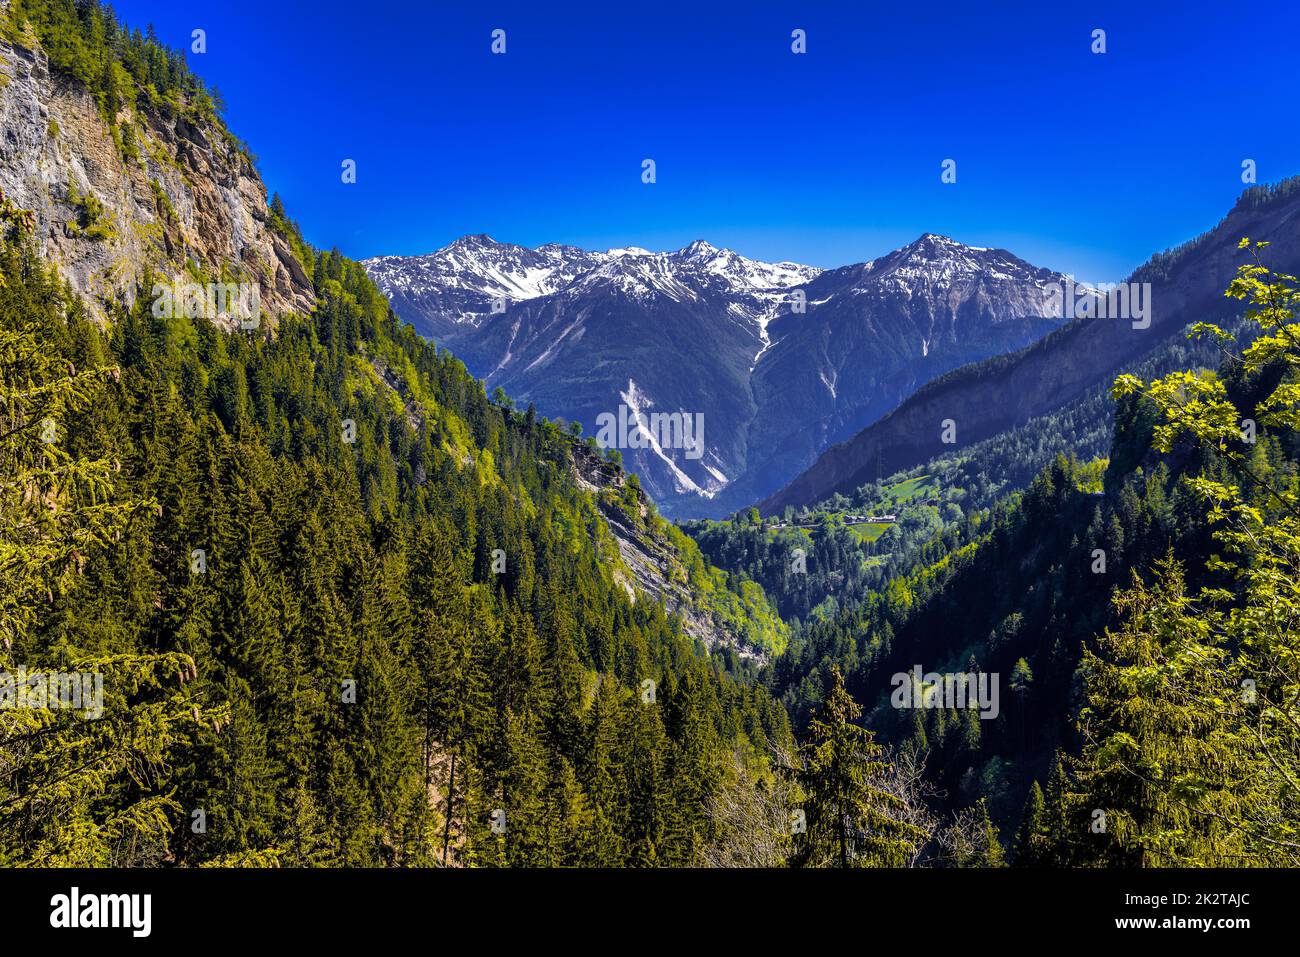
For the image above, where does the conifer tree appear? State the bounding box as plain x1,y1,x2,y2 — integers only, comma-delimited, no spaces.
1013,781,1048,867
1073,557,1250,865
792,666,924,867
966,798,1005,867
1099,247,1300,864
0,248,220,864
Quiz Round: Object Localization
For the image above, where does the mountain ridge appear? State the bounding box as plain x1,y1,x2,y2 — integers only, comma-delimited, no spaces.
760,178,1300,514
366,233,1074,516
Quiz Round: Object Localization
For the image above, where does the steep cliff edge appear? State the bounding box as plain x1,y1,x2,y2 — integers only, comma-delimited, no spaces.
0,10,314,325
568,439,785,659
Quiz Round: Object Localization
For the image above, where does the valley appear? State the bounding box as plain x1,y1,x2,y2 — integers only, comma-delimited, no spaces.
2,0,1298,883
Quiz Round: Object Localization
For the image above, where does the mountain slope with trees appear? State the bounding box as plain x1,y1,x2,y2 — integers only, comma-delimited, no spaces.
720,244,1300,866
0,1,794,867
4,0,1297,872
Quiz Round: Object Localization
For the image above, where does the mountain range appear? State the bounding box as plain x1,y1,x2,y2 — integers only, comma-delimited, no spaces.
762,181,1300,514
365,233,1074,515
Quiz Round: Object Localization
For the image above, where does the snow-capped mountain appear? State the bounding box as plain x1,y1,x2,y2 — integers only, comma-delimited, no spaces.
762,188,1300,516
738,235,1075,515
364,234,1071,516
361,235,605,337
361,236,819,340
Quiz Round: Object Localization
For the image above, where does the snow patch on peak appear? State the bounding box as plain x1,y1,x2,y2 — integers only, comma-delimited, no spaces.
449,233,498,247
680,239,719,258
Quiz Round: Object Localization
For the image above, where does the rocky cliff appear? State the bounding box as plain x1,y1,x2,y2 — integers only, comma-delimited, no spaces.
0,17,313,326
568,438,782,659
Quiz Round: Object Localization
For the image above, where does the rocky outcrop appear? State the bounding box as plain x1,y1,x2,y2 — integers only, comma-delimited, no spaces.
570,439,767,660
0,29,314,325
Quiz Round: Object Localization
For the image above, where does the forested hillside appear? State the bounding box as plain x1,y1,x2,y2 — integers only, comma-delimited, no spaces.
698,244,1300,866
0,1,792,867
684,319,1244,624
0,210,803,864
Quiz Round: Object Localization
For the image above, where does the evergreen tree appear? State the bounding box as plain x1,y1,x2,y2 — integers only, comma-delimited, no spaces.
792,666,923,867
1013,781,1048,867
0,252,221,864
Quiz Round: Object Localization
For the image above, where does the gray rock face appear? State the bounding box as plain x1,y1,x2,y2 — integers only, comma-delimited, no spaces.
0,31,314,326
568,440,768,659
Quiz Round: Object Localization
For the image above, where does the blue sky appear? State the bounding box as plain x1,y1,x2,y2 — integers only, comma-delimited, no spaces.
111,0,1299,281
